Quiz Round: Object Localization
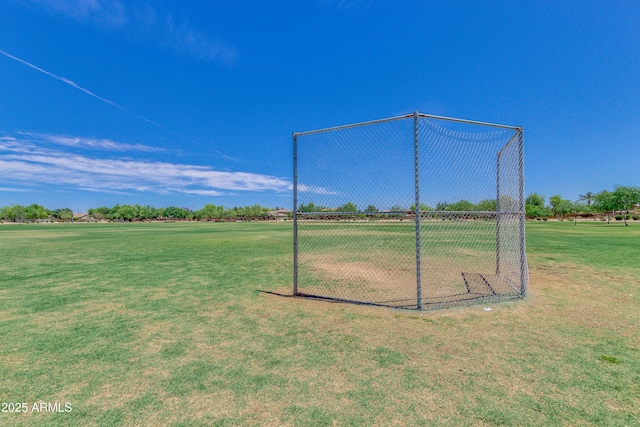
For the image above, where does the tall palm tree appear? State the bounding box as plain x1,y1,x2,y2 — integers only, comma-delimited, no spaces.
578,192,594,205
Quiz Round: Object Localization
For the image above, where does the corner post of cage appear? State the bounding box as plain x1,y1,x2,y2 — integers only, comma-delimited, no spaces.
517,129,527,296
413,112,422,310
293,132,299,296
496,146,502,276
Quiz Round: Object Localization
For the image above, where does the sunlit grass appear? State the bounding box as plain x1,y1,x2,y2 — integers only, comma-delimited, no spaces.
526,220,640,272
0,221,638,425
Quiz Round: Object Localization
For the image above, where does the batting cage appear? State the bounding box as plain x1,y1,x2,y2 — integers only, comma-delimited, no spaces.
293,112,527,310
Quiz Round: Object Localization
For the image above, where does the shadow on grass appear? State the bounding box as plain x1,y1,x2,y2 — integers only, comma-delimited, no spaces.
255,290,295,298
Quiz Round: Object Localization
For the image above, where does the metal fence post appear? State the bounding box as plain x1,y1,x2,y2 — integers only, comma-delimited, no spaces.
413,112,422,310
293,133,299,296
496,150,501,275
518,129,527,296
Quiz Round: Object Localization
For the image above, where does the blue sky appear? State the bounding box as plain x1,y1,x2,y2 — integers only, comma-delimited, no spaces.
1,0,638,212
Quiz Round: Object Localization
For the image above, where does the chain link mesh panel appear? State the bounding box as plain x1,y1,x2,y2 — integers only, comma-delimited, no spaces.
294,113,527,310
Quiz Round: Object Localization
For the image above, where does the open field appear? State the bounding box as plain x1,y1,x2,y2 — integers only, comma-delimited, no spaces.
0,221,638,426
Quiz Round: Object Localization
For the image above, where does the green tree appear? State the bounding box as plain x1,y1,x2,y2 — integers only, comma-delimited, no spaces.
25,204,49,222
578,192,594,206
249,204,269,220
224,207,237,220
611,186,640,226
138,205,157,221
435,201,449,211
235,206,246,220
477,199,497,212
525,193,551,218
110,204,121,219
52,208,73,222
195,204,218,220
24,204,37,222
409,203,433,212
574,201,594,217
298,202,323,212
261,206,271,219
336,202,358,213
37,204,50,221
525,193,545,207
0,205,8,221
549,195,574,219
571,202,585,213
132,204,142,219
164,206,188,220
213,205,226,220
5,205,26,223
388,205,406,219
365,205,378,212
445,200,476,211
593,190,616,223
88,206,113,220
114,204,136,221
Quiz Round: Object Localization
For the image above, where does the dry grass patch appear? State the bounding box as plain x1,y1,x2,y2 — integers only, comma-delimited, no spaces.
265,258,638,423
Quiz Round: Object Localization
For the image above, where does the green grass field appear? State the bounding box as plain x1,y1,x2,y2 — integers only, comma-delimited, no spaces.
0,221,638,426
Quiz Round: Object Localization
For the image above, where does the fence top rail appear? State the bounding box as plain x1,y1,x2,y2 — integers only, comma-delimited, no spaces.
293,112,521,137
416,113,522,131
293,114,412,137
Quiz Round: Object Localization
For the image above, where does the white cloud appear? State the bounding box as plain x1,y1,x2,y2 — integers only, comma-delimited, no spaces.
296,184,339,195
183,189,225,196
0,134,290,196
31,0,128,29
162,14,237,64
0,187,33,192
30,133,164,152
25,0,236,64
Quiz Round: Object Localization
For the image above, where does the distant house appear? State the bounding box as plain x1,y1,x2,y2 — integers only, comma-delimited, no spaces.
268,209,292,220
74,213,92,222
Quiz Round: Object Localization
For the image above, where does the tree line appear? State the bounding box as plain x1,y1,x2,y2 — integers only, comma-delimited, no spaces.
298,186,640,224
2,186,637,224
298,199,499,213
0,203,282,223
525,185,640,226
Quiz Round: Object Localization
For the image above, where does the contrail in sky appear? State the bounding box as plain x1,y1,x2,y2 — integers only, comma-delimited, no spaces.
0,49,164,129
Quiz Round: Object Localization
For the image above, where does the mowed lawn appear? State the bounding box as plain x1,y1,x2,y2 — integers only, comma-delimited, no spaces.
0,221,638,426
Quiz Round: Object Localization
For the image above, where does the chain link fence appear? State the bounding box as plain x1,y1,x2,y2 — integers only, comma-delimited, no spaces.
293,112,527,310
